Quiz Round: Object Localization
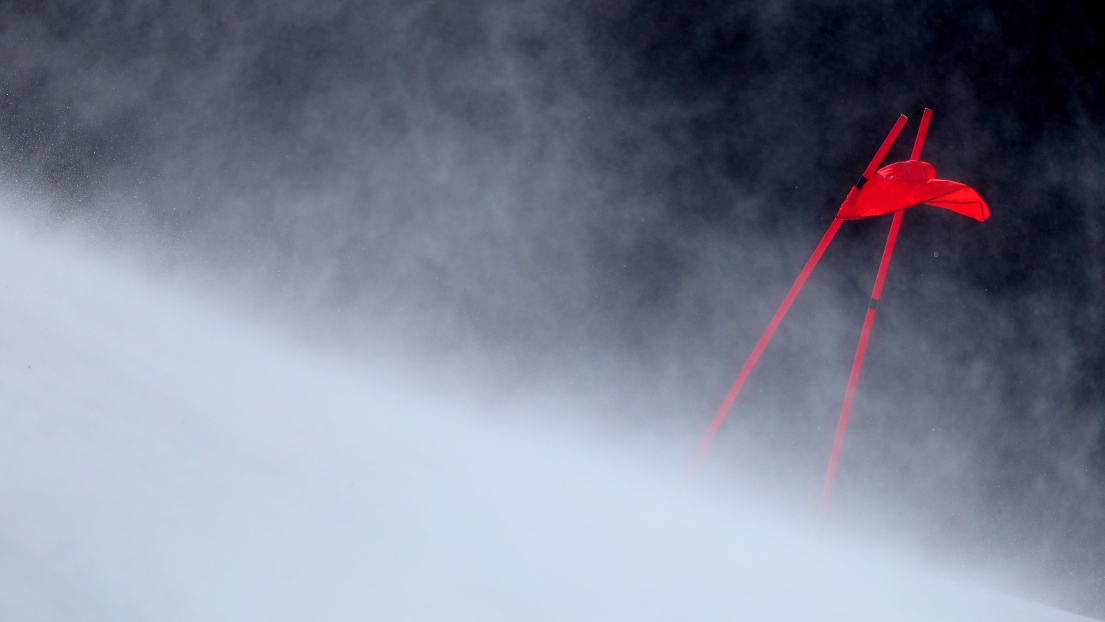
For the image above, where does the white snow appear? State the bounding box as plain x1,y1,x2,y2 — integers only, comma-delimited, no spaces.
0,213,1096,621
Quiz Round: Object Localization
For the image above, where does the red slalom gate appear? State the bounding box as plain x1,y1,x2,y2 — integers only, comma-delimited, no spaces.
689,115,908,470
692,109,990,518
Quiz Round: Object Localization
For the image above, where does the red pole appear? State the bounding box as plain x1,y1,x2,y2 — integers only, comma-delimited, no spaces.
910,108,933,161
818,109,931,516
691,218,841,467
818,210,902,516
690,115,909,469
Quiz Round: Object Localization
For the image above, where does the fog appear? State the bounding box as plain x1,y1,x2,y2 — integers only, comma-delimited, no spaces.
1,1,1103,618
0,212,1093,621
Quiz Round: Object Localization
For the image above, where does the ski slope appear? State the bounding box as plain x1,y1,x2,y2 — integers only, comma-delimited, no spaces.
0,216,1095,621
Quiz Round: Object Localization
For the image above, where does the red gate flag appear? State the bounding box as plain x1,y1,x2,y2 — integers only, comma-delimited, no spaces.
837,160,990,221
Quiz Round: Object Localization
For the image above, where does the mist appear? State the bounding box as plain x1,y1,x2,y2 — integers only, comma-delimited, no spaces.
0,208,1094,621
1,1,1103,618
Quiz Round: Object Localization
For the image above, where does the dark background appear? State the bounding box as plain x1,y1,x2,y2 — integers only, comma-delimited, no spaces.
2,0,1103,616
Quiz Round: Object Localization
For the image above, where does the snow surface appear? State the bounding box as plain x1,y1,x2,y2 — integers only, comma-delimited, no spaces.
0,216,1096,621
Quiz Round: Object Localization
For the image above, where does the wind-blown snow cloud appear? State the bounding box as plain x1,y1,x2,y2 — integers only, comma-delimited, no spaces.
0,210,1095,621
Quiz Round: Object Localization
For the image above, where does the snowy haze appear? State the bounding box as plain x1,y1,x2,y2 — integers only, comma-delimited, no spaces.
0,208,1094,620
